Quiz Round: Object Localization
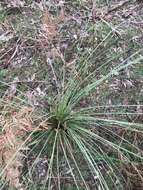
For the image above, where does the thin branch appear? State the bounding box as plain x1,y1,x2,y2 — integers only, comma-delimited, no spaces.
108,0,131,13
47,57,60,94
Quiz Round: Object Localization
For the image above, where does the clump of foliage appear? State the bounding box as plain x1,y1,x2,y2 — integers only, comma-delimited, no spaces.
1,51,143,190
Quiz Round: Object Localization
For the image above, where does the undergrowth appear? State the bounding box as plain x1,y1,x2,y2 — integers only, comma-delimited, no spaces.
0,0,143,190
0,50,143,189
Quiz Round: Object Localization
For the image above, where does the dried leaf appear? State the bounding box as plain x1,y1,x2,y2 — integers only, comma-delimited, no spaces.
42,10,57,41
41,8,65,41
26,87,45,106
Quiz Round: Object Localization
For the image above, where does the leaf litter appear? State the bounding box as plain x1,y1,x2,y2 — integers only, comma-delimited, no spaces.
0,107,33,189
0,0,143,189
40,5,65,42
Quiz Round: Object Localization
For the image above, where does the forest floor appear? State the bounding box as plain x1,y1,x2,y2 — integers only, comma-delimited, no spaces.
0,0,143,189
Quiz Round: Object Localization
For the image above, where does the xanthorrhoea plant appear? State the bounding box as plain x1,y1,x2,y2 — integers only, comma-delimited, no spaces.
0,50,143,190
17,51,143,190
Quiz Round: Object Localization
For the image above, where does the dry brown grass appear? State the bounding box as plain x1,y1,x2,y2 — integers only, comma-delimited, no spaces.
0,107,33,189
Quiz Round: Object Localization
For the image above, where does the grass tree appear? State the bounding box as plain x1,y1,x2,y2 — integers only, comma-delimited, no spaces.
1,50,142,189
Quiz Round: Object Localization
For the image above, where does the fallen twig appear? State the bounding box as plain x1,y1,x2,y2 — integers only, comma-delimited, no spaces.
108,0,131,13
47,57,60,94
4,38,21,68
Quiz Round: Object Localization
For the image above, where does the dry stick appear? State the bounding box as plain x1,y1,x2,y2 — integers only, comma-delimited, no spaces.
7,76,143,85
107,0,131,13
92,0,131,19
4,38,20,68
7,80,50,84
0,46,14,60
52,47,67,93
47,57,60,94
